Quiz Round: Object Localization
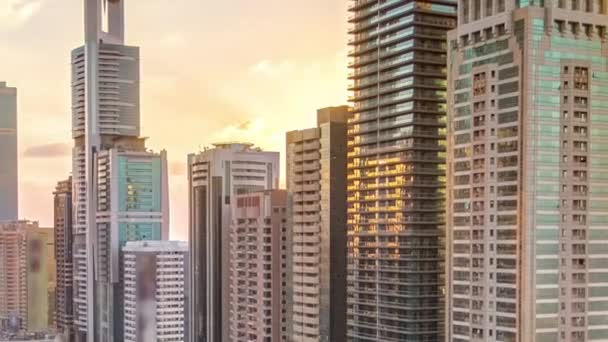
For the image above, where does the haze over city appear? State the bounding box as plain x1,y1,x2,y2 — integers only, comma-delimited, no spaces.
3,0,608,341
3,0,350,240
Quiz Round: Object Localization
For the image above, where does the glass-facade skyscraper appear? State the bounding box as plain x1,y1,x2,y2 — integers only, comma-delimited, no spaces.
346,0,456,340
446,1,608,341
0,82,18,222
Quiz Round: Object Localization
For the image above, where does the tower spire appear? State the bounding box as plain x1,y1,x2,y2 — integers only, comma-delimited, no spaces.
85,0,124,44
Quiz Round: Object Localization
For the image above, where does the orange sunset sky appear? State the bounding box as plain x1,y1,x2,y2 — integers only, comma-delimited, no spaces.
2,0,350,240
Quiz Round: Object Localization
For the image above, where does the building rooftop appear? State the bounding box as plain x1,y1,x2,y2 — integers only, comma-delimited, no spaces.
123,240,188,253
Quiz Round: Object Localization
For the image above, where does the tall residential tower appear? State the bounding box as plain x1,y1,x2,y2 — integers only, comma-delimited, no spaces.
346,0,456,341
446,1,608,341
122,241,189,342
188,143,279,342
286,106,349,342
229,190,288,342
0,82,18,221
0,221,55,333
54,177,74,342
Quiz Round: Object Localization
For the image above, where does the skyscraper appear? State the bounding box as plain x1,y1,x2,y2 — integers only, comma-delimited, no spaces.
95,145,169,342
446,1,608,341
122,240,189,342
70,1,169,341
188,143,279,342
54,178,74,342
286,106,349,342
229,190,288,342
0,82,18,222
346,1,456,341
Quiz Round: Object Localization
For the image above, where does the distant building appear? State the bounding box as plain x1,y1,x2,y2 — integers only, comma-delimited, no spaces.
53,178,73,341
122,241,188,342
285,106,349,342
0,221,54,333
188,143,279,342
0,82,18,221
229,190,288,342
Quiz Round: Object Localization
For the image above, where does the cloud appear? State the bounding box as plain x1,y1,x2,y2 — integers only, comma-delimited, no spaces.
249,60,294,77
0,0,44,30
23,143,71,158
237,120,252,130
215,118,266,143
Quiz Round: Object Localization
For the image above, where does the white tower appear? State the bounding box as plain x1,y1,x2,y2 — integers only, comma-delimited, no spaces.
71,1,168,341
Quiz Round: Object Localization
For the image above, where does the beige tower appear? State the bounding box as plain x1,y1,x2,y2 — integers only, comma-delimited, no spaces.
286,106,349,342
0,221,54,333
446,0,608,341
228,190,288,342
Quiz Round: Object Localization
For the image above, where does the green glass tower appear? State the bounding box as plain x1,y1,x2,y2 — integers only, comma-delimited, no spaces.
447,1,608,341
94,144,169,342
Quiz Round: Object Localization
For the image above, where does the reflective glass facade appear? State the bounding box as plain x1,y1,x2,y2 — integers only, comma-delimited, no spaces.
0,82,17,222
447,1,608,341
95,149,168,342
347,0,456,340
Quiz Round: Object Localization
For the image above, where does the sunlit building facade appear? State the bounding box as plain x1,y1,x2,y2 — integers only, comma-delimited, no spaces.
0,82,18,222
346,0,456,340
188,143,279,342
286,106,349,342
446,1,608,341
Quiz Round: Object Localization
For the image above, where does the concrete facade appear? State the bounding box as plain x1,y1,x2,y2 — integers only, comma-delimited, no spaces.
53,178,74,341
228,190,288,342
285,106,349,342
188,143,279,342
446,1,608,341
122,241,189,342
0,221,54,334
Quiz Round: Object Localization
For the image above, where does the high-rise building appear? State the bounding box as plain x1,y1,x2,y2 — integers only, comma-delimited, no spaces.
95,144,169,342
0,221,28,332
122,240,189,342
0,82,18,222
188,143,279,342
70,1,169,341
446,1,608,341
228,190,288,342
0,221,54,333
54,178,74,341
285,106,349,342
346,1,456,341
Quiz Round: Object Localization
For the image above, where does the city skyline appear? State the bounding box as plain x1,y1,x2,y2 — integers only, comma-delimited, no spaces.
2,0,350,240
3,0,608,341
